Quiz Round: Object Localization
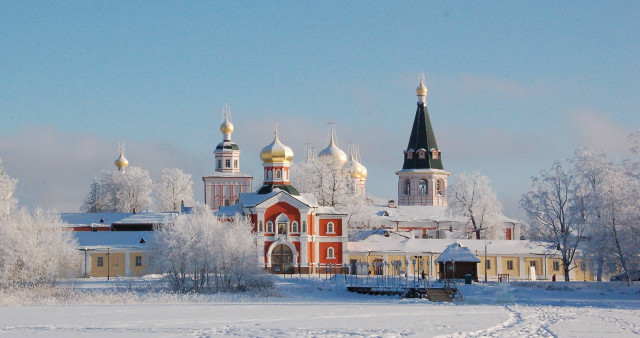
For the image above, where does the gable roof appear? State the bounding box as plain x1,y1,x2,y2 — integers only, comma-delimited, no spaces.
402,102,444,170
435,243,481,263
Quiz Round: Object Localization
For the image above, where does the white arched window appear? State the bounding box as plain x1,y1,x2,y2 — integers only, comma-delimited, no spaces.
291,221,299,233
327,222,335,234
419,179,427,195
259,221,264,232
302,221,307,233
276,213,289,234
404,179,411,195
327,247,335,259
275,169,282,179
267,170,272,180
266,221,274,233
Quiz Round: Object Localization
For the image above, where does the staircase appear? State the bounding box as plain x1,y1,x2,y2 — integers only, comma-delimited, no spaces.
426,288,457,302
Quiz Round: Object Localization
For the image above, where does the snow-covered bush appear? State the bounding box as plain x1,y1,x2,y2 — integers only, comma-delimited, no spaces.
155,205,271,293
0,158,80,287
0,208,80,287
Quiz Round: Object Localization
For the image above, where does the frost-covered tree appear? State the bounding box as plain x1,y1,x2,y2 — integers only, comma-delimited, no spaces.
81,177,104,213
0,208,80,287
155,204,269,293
155,168,194,212
291,157,366,208
0,158,17,218
589,165,638,285
291,157,373,230
520,161,587,282
447,172,503,240
0,163,79,287
100,166,153,213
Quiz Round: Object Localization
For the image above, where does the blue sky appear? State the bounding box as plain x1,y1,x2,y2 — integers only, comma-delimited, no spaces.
1,1,638,218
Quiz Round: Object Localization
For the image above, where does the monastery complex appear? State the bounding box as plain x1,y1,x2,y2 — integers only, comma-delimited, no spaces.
63,77,595,282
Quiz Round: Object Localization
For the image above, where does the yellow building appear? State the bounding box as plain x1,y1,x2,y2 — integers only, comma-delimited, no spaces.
76,231,156,278
347,230,595,281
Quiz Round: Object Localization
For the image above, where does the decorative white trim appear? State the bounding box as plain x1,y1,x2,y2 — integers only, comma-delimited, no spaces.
265,240,299,267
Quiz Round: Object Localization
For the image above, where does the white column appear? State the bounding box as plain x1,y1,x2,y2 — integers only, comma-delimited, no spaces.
519,255,526,280
125,252,131,277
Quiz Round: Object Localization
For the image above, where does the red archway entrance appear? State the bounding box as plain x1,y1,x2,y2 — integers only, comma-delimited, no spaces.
271,244,294,274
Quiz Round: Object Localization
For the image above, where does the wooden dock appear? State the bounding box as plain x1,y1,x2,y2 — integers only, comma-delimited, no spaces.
346,286,460,302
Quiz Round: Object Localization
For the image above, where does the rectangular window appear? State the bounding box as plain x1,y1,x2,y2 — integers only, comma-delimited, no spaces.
580,262,586,271
506,260,514,270
278,222,287,234
217,160,222,169
135,256,142,267
485,259,491,270
225,159,231,168
234,159,238,168
553,260,560,271
97,257,104,267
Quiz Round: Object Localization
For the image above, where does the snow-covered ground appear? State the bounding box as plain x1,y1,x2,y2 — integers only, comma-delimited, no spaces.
1,276,639,337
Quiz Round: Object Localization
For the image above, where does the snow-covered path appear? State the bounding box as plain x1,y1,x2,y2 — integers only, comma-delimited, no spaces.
1,278,639,337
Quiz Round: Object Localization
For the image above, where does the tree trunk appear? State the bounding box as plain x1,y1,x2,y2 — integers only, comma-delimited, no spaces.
611,216,632,286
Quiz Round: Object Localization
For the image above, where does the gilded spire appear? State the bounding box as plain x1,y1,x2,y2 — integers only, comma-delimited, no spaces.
219,104,234,140
416,72,428,98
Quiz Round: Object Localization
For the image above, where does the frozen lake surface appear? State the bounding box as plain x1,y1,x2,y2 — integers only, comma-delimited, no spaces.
1,277,639,337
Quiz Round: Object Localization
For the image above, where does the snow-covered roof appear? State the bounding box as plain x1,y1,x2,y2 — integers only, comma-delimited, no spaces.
61,213,133,226
348,236,557,256
234,191,319,208
73,231,156,249
217,203,244,217
365,205,466,223
435,243,481,263
203,172,253,178
351,228,412,242
112,212,176,225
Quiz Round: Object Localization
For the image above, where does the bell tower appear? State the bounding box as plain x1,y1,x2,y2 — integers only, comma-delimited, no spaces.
396,74,449,206
203,105,253,210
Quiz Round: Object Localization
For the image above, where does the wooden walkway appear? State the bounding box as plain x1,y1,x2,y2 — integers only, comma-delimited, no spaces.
346,286,460,302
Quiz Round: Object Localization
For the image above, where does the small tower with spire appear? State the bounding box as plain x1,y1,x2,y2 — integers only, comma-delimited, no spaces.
396,74,449,206
203,105,253,210
114,145,129,173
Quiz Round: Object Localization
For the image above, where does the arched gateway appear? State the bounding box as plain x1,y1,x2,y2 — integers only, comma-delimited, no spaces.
271,244,294,274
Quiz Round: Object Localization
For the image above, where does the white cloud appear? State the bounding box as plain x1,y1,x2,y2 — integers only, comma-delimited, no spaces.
0,125,206,212
568,109,633,157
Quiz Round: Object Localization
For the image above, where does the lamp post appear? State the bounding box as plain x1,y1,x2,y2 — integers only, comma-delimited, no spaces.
484,241,492,283
107,248,111,281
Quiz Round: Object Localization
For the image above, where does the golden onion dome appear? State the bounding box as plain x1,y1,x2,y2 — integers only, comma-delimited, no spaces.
347,157,361,179
318,129,348,165
260,131,294,163
358,162,368,180
416,78,428,97
114,148,129,169
220,113,234,135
